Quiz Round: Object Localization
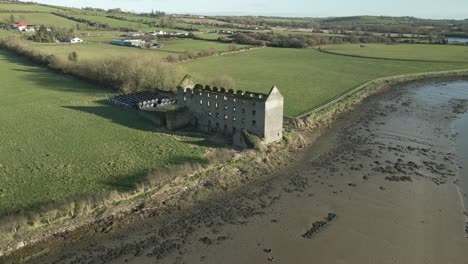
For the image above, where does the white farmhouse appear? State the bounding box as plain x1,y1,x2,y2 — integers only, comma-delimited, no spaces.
126,32,143,37
150,30,166,36
65,37,84,44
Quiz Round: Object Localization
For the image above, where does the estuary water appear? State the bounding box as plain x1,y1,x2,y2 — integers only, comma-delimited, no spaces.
447,37,468,44
455,106,468,211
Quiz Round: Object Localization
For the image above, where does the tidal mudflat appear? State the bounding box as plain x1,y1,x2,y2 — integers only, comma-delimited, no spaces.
5,80,468,264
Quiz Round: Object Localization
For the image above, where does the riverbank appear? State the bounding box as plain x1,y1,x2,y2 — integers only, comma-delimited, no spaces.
454,95,468,217
4,79,468,263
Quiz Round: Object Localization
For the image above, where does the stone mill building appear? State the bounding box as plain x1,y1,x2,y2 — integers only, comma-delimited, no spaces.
177,76,284,147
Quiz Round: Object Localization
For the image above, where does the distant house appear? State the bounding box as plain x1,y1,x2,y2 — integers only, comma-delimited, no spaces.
64,37,83,44
150,30,166,36
23,26,36,32
216,30,233,34
111,39,125,46
126,32,143,37
12,21,33,31
124,39,145,47
31,25,50,32
168,32,189,37
112,39,145,48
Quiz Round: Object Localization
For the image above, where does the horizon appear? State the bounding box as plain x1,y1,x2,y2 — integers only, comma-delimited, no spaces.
24,0,468,20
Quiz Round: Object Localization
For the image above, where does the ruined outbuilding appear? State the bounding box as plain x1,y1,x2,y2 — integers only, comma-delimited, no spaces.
177,76,284,147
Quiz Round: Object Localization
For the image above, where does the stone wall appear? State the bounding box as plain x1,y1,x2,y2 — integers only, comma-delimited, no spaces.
177,83,284,147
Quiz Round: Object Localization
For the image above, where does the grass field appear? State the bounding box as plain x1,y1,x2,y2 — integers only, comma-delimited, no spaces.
0,12,85,28
158,39,247,53
0,29,15,37
184,47,468,117
0,2,60,12
79,34,123,43
29,42,175,60
29,39,245,61
320,16,411,25
272,30,344,37
323,44,468,62
69,14,155,30
0,49,212,215
194,33,227,40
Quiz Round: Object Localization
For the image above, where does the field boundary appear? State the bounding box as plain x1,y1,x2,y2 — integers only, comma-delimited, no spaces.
296,69,468,119
317,47,468,64
174,46,264,64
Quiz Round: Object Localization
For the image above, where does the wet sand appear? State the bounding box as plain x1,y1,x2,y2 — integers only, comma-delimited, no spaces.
7,80,468,264
455,110,468,209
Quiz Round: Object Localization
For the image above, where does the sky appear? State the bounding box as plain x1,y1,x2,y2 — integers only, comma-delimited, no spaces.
29,0,468,19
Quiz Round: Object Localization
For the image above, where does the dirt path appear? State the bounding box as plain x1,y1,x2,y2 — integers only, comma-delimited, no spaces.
5,79,468,264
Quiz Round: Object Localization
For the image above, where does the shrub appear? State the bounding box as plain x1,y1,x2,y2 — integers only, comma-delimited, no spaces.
166,48,219,63
241,129,263,150
0,37,184,92
209,75,237,90
68,51,78,63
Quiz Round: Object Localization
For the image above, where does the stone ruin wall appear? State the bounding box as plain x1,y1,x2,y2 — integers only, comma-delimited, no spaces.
178,85,267,139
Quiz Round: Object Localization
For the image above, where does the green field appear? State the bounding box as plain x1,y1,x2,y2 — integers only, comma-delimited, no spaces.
0,49,212,215
69,14,154,30
184,47,468,116
79,34,123,43
29,39,245,61
272,30,344,37
158,39,247,53
0,2,60,12
0,29,15,37
0,12,85,28
30,42,174,61
320,15,414,25
323,44,468,62
195,33,227,40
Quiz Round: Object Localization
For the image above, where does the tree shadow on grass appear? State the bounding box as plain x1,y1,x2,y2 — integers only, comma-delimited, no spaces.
0,49,111,95
63,104,160,132
63,100,231,149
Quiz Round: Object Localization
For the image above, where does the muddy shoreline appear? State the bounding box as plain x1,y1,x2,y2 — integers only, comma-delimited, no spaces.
3,78,468,263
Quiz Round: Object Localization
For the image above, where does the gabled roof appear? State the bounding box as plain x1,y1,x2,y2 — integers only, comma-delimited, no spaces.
14,22,31,27
266,86,283,102
178,74,195,89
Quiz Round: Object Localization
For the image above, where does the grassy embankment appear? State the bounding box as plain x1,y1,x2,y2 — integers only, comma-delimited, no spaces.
322,43,468,62
184,45,468,117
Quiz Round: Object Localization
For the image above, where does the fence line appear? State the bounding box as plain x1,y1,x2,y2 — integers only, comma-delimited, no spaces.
296,69,468,119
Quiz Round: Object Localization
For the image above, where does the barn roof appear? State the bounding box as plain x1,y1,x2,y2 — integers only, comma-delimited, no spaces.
14,22,31,27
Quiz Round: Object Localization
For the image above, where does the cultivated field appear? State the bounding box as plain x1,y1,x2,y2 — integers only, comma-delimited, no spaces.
158,39,247,53
29,42,174,60
67,14,156,31
184,47,468,116
28,39,246,62
195,33,227,40
323,44,468,62
0,49,212,215
0,2,60,12
0,12,85,28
